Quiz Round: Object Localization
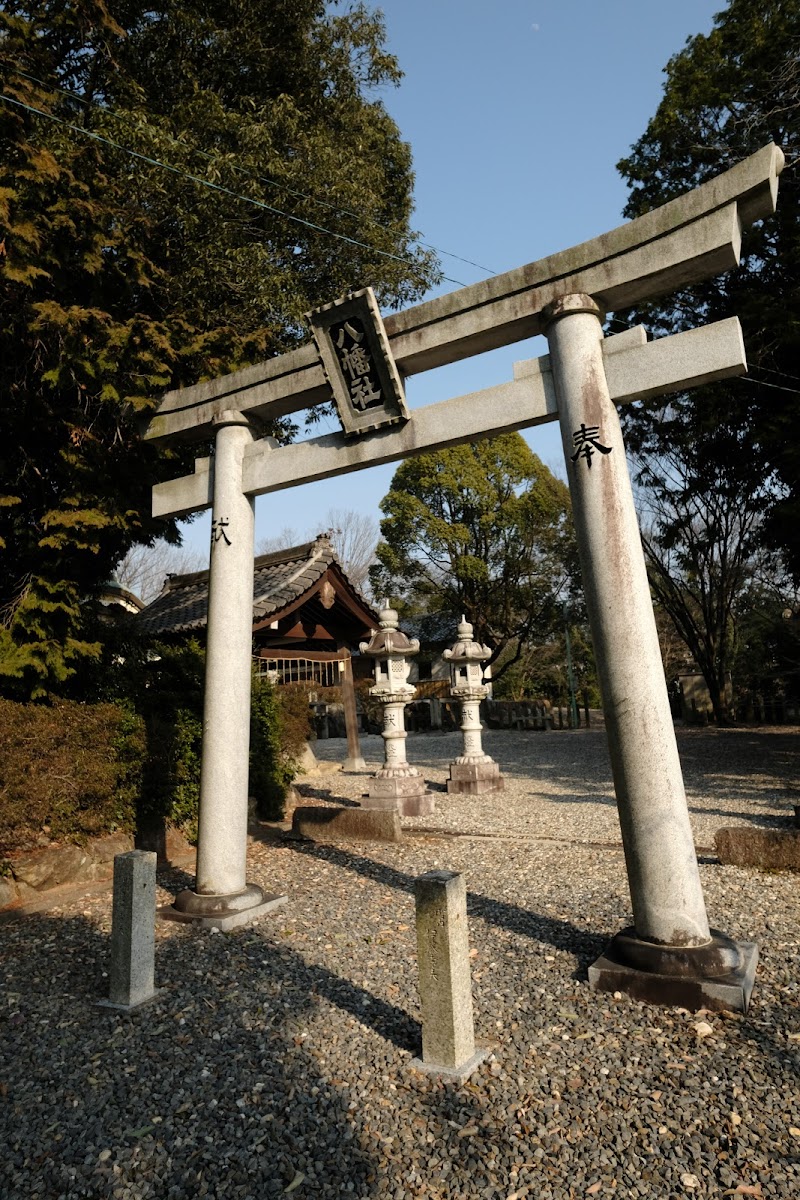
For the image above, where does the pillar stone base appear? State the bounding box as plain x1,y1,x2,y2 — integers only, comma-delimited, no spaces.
363,775,436,816
161,883,287,931
409,1040,493,1084
588,927,758,1013
98,990,166,1014
447,761,504,795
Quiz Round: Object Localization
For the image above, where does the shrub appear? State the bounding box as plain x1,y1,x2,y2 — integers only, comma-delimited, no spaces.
0,698,145,853
0,644,316,852
134,641,205,843
275,682,316,757
250,678,313,821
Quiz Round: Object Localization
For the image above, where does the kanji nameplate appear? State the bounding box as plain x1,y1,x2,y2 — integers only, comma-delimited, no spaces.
308,287,409,436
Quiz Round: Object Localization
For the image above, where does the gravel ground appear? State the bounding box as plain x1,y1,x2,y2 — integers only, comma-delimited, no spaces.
2,725,799,1200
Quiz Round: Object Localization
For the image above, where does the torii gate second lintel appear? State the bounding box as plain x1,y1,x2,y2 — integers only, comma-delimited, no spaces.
152,316,746,520
150,146,782,1012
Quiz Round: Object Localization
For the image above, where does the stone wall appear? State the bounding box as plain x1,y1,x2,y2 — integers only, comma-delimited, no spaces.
0,828,195,912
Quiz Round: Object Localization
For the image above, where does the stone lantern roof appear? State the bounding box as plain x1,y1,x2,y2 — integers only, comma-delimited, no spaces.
442,616,491,665
360,603,420,658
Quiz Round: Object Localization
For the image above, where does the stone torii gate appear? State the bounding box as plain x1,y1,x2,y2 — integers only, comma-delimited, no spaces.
145,144,783,1008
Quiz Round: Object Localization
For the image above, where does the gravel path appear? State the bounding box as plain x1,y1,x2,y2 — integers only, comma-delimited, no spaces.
2,726,799,1200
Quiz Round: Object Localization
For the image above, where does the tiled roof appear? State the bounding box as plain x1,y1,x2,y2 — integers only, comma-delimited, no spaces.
402,612,460,647
137,535,353,637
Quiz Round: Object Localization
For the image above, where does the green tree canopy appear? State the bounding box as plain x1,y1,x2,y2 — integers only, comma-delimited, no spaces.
369,434,576,680
616,0,800,715
617,0,800,577
0,0,438,696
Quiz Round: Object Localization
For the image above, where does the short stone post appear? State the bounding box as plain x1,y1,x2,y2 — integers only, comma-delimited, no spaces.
410,871,490,1081
359,603,434,816
444,617,503,794
101,851,159,1011
543,293,757,1011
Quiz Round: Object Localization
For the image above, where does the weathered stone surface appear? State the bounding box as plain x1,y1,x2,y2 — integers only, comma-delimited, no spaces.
294,741,320,777
588,929,758,1014
546,295,711,950
11,844,91,890
363,775,436,817
3,833,135,904
107,851,157,1009
193,415,257,902
412,870,488,1078
71,854,106,885
365,776,425,799
396,793,436,817
155,316,750,519
147,144,781,446
0,877,19,909
160,892,287,931
134,825,193,864
715,826,800,871
447,761,504,795
90,833,135,864
292,805,402,844
9,848,60,889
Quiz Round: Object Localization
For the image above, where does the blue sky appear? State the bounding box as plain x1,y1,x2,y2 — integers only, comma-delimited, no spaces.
178,0,722,556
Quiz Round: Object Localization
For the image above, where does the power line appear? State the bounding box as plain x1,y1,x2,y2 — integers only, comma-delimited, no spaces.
742,375,800,396
750,361,800,387
15,69,498,279
0,89,470,288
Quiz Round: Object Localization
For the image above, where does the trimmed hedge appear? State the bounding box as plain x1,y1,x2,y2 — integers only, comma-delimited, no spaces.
0,645,314,852
0,698,144,853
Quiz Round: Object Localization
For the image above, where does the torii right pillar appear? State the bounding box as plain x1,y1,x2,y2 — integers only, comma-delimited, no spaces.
544,294,757,1012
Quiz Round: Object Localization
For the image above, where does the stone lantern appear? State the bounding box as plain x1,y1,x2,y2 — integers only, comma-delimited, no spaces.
444,616,504,794
359,603,435,816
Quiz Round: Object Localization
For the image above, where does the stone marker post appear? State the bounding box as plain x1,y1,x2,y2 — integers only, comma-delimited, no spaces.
444,617,504,794
102,850,158,1011
169,412,287,930
543,295,757,1011
410,870,490,1081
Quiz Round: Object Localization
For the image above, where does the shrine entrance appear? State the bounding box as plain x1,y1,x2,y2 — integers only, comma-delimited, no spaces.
144,144,784,1010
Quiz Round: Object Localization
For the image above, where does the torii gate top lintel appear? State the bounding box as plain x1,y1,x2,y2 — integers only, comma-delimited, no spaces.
143,142,783,447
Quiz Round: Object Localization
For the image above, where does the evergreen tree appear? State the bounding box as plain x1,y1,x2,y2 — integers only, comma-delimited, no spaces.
369,434,577,682
617,0,800,576
616,0,800,715
0,0,438,696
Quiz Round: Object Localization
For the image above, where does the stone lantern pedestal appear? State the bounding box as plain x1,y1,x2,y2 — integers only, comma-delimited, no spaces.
445,618,504,795
359,604,435,817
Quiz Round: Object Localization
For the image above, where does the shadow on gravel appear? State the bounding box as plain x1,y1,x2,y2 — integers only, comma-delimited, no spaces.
285,839,607,975
688,807,795,827
0,911,389,1198
333,728,799,818
295,783,360,807
153,869,418,1053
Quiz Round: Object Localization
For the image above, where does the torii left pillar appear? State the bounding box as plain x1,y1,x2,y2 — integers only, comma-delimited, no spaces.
165,411,287,930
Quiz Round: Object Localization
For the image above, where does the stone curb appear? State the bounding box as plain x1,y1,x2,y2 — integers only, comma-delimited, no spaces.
715,825,800,871
291,805,402,843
